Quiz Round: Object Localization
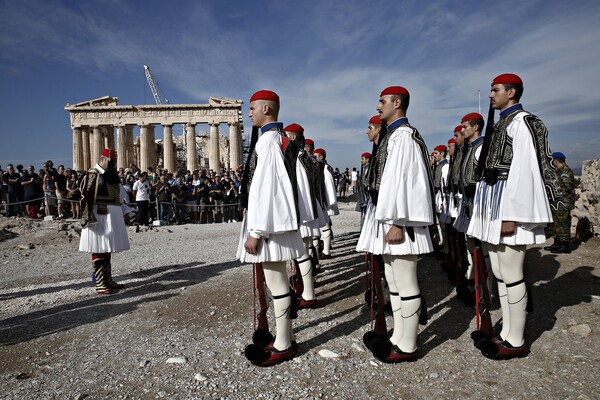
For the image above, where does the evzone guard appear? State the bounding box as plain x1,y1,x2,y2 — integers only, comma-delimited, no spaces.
360,115,389,321
468,74,563,359
79,148,129,294
283,123,324,309
303,138,326,275
441,131,473,302
313,147,339,260
237,90,304,367
357,86,434,362
453,113,491,305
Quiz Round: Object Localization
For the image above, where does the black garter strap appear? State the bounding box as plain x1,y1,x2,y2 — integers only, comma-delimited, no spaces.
505,279,525,288
298,257,311,264
401,294,421,301
389,291,399,297
273,292,291,300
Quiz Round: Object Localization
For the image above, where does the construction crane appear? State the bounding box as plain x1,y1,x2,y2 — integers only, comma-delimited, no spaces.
144,65,169,105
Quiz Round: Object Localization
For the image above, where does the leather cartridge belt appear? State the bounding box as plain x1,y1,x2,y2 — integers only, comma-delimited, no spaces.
483,169,509,185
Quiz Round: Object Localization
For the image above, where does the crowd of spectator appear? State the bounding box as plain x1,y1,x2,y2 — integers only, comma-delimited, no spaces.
1,161,244,226
332,167,358,197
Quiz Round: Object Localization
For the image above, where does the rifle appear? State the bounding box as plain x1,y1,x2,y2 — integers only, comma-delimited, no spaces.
471,243,493,347
252,263,274,348
453,231,474,305
363,253,388,348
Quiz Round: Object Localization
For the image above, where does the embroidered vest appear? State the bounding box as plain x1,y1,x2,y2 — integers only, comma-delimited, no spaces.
450,149,463,194
459,136,484,195
433,159,448,190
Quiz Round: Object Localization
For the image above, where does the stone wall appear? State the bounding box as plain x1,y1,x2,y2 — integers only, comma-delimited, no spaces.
571,159,600,240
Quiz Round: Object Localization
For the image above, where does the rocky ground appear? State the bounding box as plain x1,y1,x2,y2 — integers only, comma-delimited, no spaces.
0,203,599,400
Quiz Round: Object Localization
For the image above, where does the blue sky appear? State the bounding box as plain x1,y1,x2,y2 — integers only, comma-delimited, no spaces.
1,0,599,173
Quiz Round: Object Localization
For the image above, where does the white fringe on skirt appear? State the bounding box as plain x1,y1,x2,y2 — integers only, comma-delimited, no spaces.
79,205,130,253
299,218,321,239
467,180,546,245
237,212,304,263
356,202,433,255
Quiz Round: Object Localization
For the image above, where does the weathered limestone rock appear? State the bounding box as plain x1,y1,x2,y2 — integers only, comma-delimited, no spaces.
572,159,600,240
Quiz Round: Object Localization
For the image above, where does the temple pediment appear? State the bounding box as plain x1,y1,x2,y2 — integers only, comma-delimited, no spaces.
66,96,119,108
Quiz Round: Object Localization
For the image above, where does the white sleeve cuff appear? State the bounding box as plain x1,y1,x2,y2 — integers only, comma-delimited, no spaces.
249,231,262,239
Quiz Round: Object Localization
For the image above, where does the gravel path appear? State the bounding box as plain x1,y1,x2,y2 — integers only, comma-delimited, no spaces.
1,203,599,399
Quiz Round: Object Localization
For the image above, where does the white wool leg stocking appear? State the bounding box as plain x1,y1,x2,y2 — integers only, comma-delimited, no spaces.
465,237,476,280
320,223,332,255
311,236,321,268
496,244,527,347
262,261,293,350
299,237,315,300
384,261,403,347
383,254,420,353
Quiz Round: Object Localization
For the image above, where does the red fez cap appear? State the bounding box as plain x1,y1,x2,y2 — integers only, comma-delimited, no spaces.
361,152,372,158
454,125,462,133
369,115,382,125
492,73,523,86
448,138,456,144
250,90,279,103
461,112,484,123
380,86,410,97
284,123,304,134
314,148,326,157
101,149,117,159
434,145,447,152
304,138,314,146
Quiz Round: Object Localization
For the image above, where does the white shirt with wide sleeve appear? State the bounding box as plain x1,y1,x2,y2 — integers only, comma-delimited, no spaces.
467,111,552,245
237,130,303,263
356,126,433,255
323,166,339,216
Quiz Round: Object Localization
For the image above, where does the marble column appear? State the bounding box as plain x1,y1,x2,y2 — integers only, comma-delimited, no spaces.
82,127,91,170
125,126,134,168
148,125,156,170
116,126,126,170
209,123,220,172
163,124,176,173
228,122,241,170
92,126,103,165
105,126,115,150
140,125,149,171
134,136,140,168
186,123,197,172
72,127,83,171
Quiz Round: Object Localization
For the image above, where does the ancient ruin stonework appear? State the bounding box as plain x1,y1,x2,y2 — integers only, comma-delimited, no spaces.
572,159,600,240
65,96,244,173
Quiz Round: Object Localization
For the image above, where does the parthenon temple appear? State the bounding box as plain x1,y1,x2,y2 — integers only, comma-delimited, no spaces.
65,96,244,173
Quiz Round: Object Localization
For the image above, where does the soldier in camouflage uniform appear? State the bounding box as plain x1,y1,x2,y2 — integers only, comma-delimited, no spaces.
544,152,576,253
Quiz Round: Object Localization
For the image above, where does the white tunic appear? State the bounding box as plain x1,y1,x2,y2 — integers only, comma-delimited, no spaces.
435,162,450,224
79,165,130,254
296,154,321,238
467,111,552,245
323,165,339,217
237,129,304,263
356,124,434,255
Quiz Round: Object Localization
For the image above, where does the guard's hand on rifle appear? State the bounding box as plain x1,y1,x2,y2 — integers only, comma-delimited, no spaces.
501,221,516,236
245,236,260,255
386,224,405,244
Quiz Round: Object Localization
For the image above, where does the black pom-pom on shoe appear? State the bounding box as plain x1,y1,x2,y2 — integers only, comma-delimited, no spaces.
244,344,269,364
252,329,274,348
